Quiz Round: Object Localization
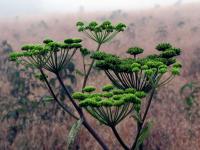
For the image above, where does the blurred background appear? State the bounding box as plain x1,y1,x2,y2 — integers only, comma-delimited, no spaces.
0,0,200,149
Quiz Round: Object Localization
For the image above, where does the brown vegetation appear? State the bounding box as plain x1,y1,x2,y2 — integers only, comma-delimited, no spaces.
0,3,200,150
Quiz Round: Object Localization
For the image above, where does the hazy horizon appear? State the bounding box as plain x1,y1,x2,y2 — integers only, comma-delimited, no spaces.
0,0,199,17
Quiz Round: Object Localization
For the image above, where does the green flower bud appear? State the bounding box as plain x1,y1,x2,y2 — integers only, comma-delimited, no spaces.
131,63,141,68
105,56,120,65
82,86,96,93
115,23,126,32
91,51,116,60
76,21,84,27
132,67,140,72
9,52,24,61
124,88,136,94
127,47,144,56
71,43,82,48
95,60,110,70
64,39,74,44
79,99,99,107
135,91,146,98
102,92,113,98
72,38,82,43
102,21,111,26
21,45,31,51
145,69,154,76
72,92,88,101
122,94,137,103
156,43,172,51
112,89,124,95
78,27,85,32
89,93,102,98
158,68,167,74
173,62,182,68
94,27,102,32
102,84,114,92
113,100,125,106
43,39,53,44
160,50,177,58
141,65,148,70
80,48,90,56
98,99,114,107
171,48,181,55
167,58,176,65
89,21,98,27
112,95,122,100
9,53,18,61
172,67,180,75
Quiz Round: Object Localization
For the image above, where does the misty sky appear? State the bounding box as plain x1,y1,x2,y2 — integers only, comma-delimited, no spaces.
0,0,199,16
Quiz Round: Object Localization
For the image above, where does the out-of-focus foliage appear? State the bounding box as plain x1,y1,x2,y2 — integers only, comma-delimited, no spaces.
180,82,200,122
0,41,77,145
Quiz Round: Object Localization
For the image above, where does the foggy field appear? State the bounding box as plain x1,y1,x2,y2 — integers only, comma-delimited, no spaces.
0,2,200,150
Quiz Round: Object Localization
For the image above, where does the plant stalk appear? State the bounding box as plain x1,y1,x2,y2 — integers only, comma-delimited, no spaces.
56,72,109,150
111,126,129,150
82,43,101,89
131,88,156,150
39,68,79,120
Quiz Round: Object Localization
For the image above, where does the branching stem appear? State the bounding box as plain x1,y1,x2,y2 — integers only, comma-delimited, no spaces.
131,88,156,150
56,72,109,150
39,68,79,120
111,126,129,150
82,43,101,89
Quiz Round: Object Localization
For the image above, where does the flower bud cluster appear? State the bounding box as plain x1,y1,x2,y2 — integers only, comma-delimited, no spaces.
92,43,181,76
9,38,82,69
76,21,126,33
73,85,145,108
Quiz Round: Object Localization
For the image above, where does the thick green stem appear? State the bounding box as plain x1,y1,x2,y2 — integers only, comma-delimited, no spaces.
131,88,156,150
82,43,101,89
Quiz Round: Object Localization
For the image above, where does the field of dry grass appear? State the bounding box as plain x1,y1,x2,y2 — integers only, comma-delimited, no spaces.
0,2,200,150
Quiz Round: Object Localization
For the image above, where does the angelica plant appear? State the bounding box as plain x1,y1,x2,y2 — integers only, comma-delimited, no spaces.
90,42,181,149
9,38,110,149
9,20,182,150
76,21,126,89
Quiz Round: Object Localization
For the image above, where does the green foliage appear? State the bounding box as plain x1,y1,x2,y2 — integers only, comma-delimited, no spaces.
82,86,96,93
8,20,183,149
73,86,144,107
135,122,152,150
67,119,83,150
127,47,144,57
180,82,200,107
80,48,90,56
102,84,114,92
9,38,82,73
6,41,78,144
76,20,126,44
156,43,172,51
91,43,181,92
73,85,145,126
43,39,53,44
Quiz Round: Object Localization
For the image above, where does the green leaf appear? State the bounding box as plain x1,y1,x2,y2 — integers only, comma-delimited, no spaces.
135,121,152,150
42,96,54,103
180,82,195,95
67,119,83,150
75,69,85,76
186,96,194,107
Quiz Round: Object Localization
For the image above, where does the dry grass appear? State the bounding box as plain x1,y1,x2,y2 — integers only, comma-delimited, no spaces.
0,2,200,150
